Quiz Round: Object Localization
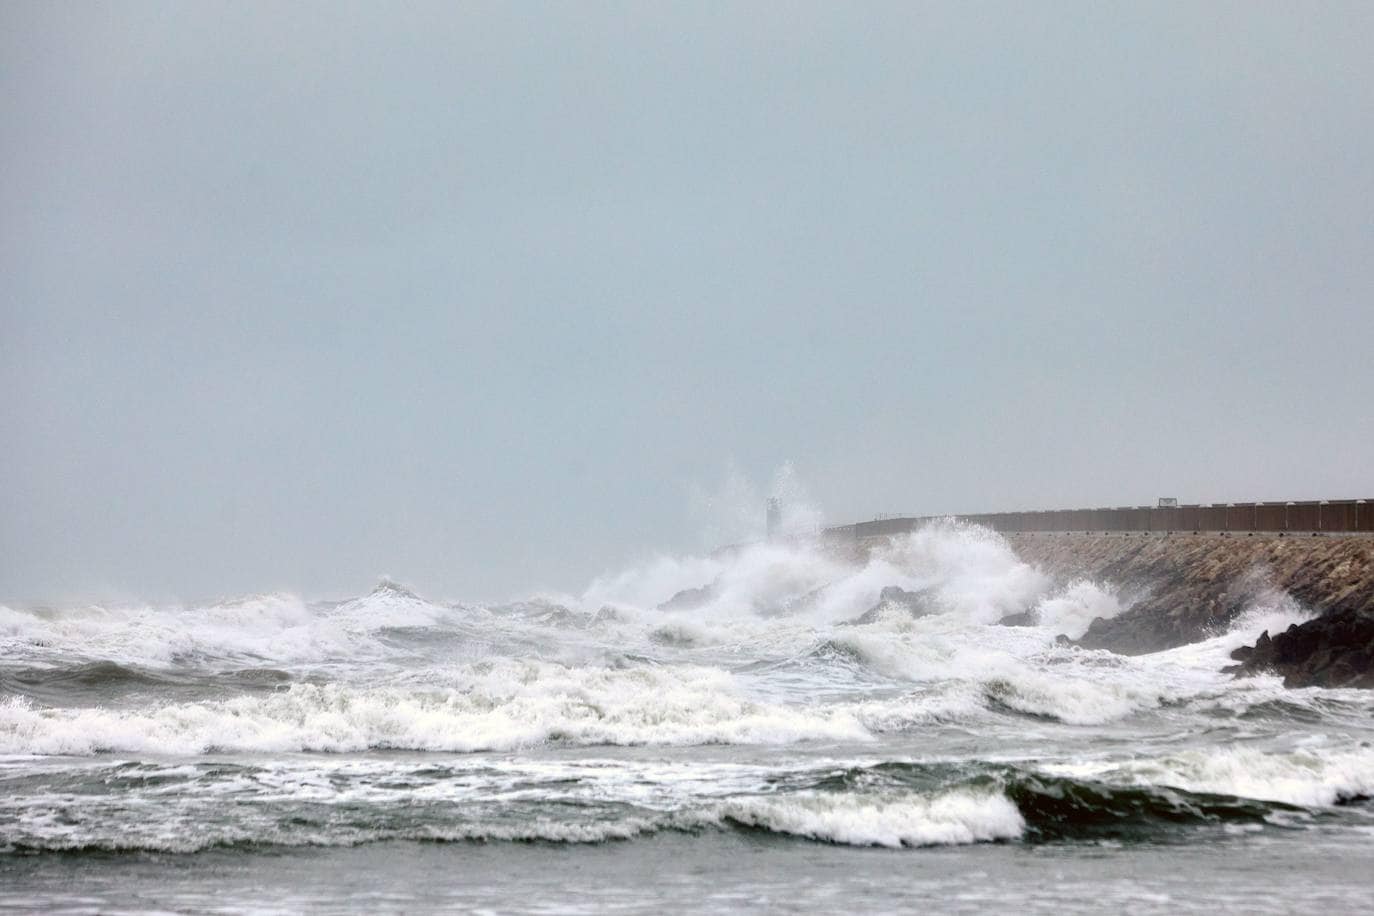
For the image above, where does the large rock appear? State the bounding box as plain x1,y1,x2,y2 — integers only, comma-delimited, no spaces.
851,586,942,625
1225,604,1374,688
995,609,1038,627
657,584,716,612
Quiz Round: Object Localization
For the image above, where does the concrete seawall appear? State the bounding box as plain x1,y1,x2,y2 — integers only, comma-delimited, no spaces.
824,499,1374,542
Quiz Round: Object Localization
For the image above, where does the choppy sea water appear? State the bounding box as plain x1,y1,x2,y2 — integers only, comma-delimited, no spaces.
2,523,1372,913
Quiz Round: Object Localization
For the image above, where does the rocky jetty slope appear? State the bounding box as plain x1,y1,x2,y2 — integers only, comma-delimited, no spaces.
1003,533,1374,655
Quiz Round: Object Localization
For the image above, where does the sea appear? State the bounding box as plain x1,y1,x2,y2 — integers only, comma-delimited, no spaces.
2,522,1372,914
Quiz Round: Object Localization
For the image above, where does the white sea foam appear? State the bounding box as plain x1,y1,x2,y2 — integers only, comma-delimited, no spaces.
980,665,1166,726
1,789,1028,853
7,506,1373,876
0,522,1357,758
578,520,1050,627
0,813,673,853
807,619,1172,726
0,588,476,669
870,524,1052,625
0,594,323,665
2,653,1180,756
0,523,1106,686
704,789,1025,847
1043,745,1374,808
1033,579,1123,639
0,662,872,755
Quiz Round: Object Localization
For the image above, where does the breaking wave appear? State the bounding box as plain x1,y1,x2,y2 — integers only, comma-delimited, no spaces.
1,646,1259,757
6,752,1369,855
4,518,1370,869
0,665,872,755
707,789,1024,847
1040,745,1374,809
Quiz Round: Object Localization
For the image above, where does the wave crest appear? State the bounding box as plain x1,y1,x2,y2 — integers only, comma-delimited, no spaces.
0,662,871,755
707,789,1025,847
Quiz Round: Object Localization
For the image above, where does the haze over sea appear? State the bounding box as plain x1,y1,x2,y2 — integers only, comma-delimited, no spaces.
4,517,1374,912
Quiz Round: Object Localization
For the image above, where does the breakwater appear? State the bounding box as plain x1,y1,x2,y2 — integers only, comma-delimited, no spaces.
1007,532,1374,653
811,500,1374,653
823,499,1374,543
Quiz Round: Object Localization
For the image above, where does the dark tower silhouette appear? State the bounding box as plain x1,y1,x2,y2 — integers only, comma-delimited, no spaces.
766,498,781,541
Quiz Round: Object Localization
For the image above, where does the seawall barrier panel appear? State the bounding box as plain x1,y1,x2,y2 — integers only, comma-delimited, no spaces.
829,500,1372,540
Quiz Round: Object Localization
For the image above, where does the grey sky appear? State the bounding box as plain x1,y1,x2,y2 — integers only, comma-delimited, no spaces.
3,2,1372,602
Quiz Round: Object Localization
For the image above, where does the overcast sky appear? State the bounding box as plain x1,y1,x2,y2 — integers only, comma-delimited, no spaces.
3,2,1372,602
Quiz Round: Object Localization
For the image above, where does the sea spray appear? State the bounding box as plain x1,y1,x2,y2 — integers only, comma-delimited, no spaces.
2,520,1371,875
